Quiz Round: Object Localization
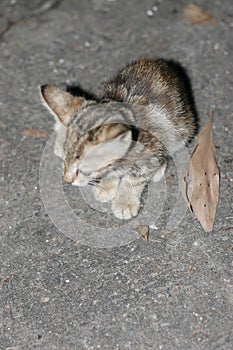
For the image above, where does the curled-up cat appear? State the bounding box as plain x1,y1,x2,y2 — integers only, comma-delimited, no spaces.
40,58,197,220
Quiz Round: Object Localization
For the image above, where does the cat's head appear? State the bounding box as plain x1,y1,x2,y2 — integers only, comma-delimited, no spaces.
40,84,132,186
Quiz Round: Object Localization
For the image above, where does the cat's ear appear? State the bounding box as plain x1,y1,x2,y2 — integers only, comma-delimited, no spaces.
40,84,85,125
83,124,132,168
103,127,132,160
98,123,132,158
99,123,131,142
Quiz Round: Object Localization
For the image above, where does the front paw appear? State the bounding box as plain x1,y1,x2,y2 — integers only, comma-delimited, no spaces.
111,197,140,220
92,179,119,203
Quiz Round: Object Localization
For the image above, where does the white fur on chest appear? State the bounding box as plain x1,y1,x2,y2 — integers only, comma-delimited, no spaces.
147,104,184,155
54,121,67,159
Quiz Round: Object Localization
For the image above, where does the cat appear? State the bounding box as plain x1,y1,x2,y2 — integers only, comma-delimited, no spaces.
40,58,196,220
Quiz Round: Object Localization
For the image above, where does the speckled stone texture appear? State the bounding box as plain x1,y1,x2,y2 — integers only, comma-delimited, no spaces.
0,0,232,349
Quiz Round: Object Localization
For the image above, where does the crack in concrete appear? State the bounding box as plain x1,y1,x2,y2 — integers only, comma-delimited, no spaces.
0,20,14,39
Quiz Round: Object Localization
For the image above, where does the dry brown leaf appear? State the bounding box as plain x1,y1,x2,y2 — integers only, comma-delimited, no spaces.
181,112,219,232
134,225,149,241
183,4,218,25
24,128,47,138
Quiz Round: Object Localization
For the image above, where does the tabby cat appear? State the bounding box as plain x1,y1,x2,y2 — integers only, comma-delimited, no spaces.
40,58,196,219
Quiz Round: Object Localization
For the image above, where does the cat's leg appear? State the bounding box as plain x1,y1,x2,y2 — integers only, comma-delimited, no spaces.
111,176,146,220
152,161,167,182
92,177,120,203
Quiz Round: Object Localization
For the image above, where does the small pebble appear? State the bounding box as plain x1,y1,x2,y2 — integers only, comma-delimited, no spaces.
222,236,229,241
41,297,50,303
146,10,154,17
152,6,158,11
149,224,158,230
84,41,90,48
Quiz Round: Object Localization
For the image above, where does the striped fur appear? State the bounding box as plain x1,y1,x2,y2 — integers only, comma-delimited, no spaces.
40,58,196,219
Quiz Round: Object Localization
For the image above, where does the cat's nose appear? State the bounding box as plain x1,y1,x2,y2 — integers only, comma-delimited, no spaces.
63,168,75,183
63,173,73,183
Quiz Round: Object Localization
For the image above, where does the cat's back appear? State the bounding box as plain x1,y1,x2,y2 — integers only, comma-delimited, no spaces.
101,58,196,153
102,58,185,104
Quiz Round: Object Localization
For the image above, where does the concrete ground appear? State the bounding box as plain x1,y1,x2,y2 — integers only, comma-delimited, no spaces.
0,0,233,349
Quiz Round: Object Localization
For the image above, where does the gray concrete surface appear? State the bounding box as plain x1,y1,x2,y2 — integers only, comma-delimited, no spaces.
0,0,233,349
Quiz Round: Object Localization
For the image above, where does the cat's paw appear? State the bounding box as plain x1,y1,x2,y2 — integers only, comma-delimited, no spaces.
92,179,119,203
111,197,140,220
93,186,117,202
